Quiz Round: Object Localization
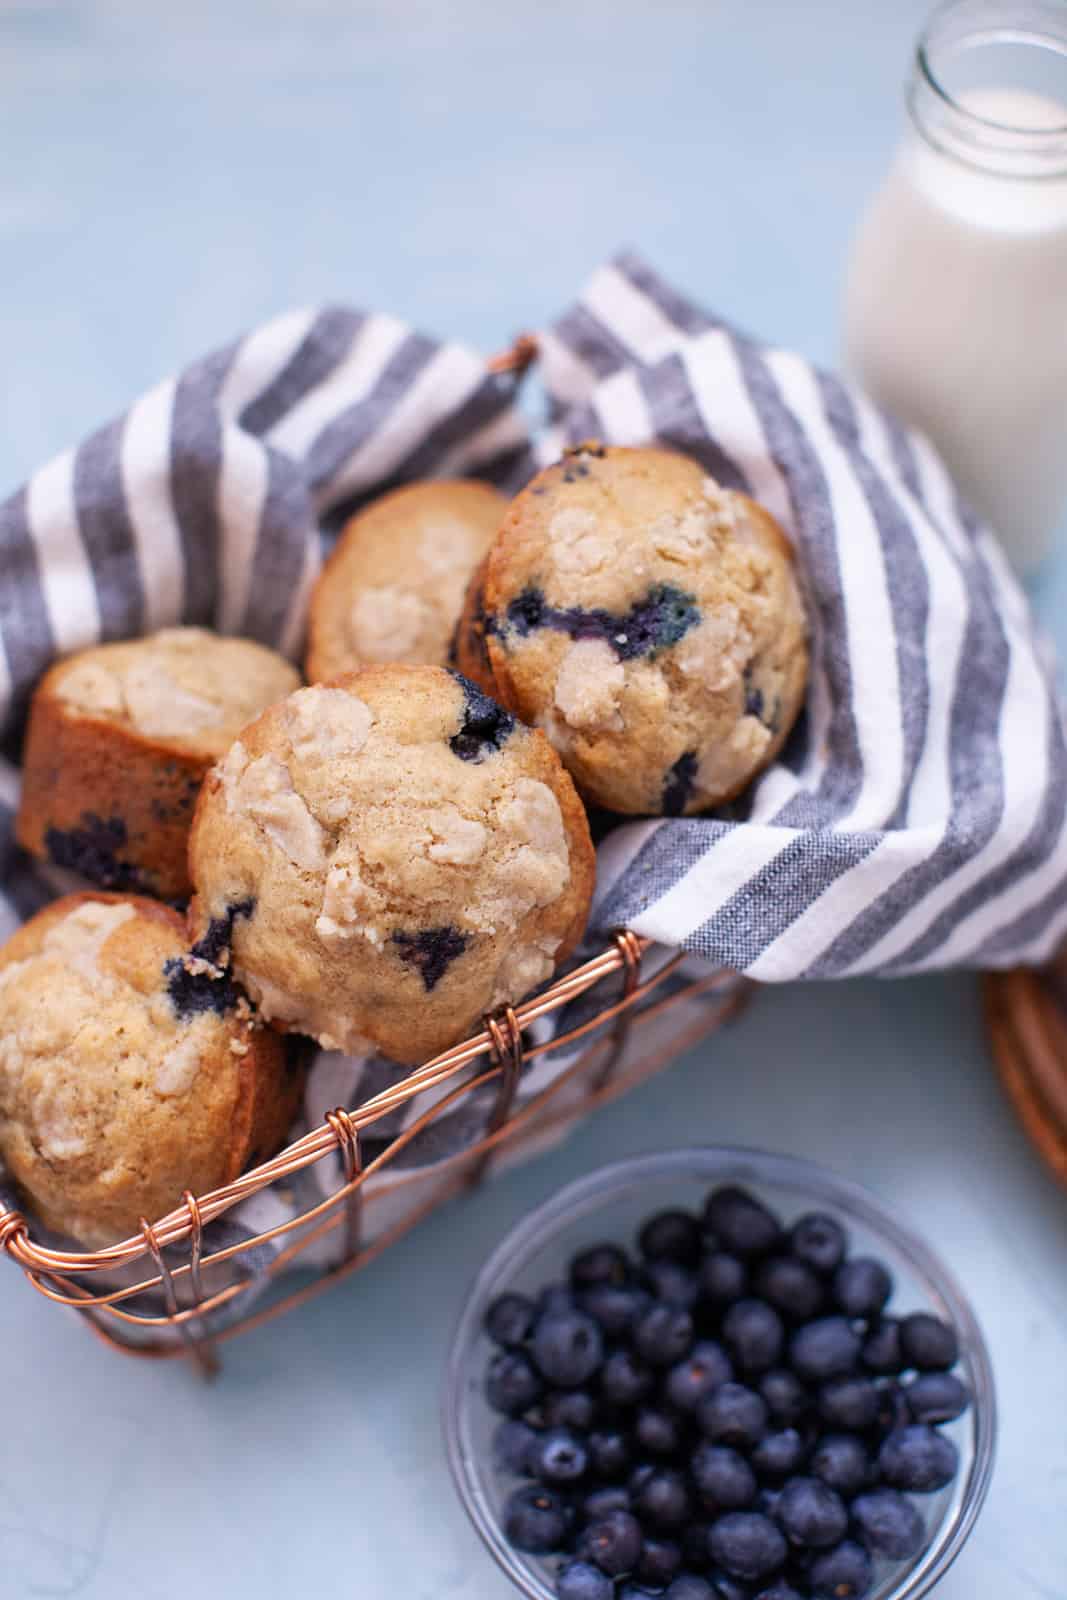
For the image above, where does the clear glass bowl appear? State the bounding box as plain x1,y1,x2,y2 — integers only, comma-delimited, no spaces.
443,1147,996,1600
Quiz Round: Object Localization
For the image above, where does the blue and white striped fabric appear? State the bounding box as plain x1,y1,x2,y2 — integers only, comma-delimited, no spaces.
0,306,527,943
1,254,1064,979
540,254,1067,980
1,251,1063,1299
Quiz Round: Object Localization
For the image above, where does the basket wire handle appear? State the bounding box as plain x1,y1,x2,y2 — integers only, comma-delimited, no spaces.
0,1204,27,1252
325,1106,364,1265
591,930,645,1094
181,1189,220,1376
469,1006,525,1188
140,1214,217,1379
487,333,539,378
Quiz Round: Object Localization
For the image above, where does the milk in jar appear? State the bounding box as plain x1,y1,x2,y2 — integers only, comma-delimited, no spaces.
843,1,1067,571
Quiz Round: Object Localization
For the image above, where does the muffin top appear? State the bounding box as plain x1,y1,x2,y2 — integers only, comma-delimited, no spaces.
48,627,300,757
188,668,595,1063
306,479,506,680
0,893,288,1245
461,444,808,815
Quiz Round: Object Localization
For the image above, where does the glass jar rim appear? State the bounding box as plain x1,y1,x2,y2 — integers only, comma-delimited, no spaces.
912,0,1067,175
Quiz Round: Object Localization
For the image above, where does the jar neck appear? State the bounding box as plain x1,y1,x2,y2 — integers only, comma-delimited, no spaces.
907,0,1067,178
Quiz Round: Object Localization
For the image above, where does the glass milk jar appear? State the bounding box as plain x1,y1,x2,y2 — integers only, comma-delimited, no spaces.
843,0,1067,571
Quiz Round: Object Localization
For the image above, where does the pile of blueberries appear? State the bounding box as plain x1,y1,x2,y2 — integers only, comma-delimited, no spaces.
482,1185,970,1600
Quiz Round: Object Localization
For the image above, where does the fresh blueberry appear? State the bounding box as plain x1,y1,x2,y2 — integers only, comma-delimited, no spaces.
851,1487,926,1559
631,1466,692,1529
903,1371,970,1424
877,1425,958,1492
722,1299,785,1374
588,1427,634,1480
789,1213,847,1276
698,1382,769,1449
680,1520,715,1568
691,1442,757,1509
751,1428,807,1480
666,1578,715,1600
708,1511,788,1581
532,1427,590,1486
543,1389,597,1431
809,1435,870,1498
861,1318,904,1374
833,1258,892,1321
601,1349,655,1408
571,1243,632,1290
493,1418,540,1475
636,1406,685,1456
582,1485,633,1521
665,1342,734,1412
642,1261,700,1309
789,1317,861,1382
639,1209,704,1266
899,1312,959,1372
759,1370,810,1427
633,1303,694,1367
532,1309,604,1388
539,1283,578,1316
818,1376,881,1430
580,1283,653,1338
487,1349,543,1414
709,1574,753,1600
758,1485,784,1516
637,1537,683,1587
504,1484,569,1553
753,1584,805,1600
485,1291,536,1347
807,1539,873,1598
698,1252,749,1307
704,1187,783,1257
577,1509,644,1576
557,1560,615,1600
775,1477,849,1549
617,1586,661,1600
754,1257,825,1322
870,1382,910,1441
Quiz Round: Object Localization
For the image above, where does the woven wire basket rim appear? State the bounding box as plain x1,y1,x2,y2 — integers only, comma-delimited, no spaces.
0,927,749,1364
0,332,744,1364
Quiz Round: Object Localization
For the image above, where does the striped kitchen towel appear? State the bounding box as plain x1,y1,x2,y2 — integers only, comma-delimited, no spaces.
1,255,1064,975
541,253,1067,980
1,253,1065,1300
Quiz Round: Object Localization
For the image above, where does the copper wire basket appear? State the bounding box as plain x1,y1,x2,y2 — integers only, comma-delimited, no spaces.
0,328,756,1371
0,934,747,1373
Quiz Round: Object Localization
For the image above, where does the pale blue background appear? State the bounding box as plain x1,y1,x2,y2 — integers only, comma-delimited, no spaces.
1,3,1065,1598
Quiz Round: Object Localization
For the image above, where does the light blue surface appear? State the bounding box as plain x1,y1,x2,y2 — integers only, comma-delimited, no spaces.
1,4,1065,1598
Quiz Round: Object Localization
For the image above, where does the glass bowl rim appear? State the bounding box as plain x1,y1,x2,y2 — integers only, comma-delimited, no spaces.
442,1144,997,1600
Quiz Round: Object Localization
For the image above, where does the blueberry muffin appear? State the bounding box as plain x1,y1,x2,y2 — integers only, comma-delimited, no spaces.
0,893,301,1246
455,444,808,816
305,479,507,681
17,628,301,900
187,668,595,1063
